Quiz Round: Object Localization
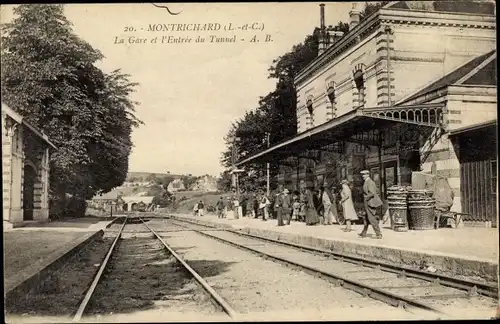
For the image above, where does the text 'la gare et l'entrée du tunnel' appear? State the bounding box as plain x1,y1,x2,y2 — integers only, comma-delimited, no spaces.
115,22,272,44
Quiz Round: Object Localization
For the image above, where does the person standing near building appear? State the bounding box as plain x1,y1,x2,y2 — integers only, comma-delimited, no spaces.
252,192,259,219
275,188,284,226
330,185,340,224
241,191,248,218
198,200,205,216
193,202,199,216
299,187,307,222
292,192,301,222
305,188,321,226
321,185,338,225
245,191,253,218
259,190,270,221
216,197,225,219
313,188,324,224
359,170,383,239
340,180,358,232
282,188,292,225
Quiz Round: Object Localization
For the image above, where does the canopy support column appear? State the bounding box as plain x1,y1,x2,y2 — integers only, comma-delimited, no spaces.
378,131,384,198
296,155,301,190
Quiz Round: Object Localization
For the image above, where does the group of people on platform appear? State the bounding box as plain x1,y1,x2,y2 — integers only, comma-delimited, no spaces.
210,169,384,239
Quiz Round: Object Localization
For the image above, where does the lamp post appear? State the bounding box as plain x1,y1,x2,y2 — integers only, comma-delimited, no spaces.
230,135,242,197
265,132,270,197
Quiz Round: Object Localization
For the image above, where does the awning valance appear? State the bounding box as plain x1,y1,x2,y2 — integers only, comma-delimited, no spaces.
448,119,497,137
235,103,445,166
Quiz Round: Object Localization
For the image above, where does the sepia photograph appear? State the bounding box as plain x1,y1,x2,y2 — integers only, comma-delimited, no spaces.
1,1,498,322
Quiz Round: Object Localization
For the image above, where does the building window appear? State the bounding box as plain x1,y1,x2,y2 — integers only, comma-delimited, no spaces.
327,86,337,119
306,98,314,128
354,70,365,108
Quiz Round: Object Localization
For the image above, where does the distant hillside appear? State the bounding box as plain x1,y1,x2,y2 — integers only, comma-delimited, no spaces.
126,171,183,182
189,175,218,192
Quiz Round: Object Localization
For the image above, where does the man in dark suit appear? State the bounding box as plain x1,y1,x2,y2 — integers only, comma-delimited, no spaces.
313,188,323,223
282,188,292,225
275,187,292,226
359,170,383,239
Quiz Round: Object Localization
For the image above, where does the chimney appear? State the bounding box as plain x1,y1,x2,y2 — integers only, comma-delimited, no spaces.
349,3,361,30
318,4,327,55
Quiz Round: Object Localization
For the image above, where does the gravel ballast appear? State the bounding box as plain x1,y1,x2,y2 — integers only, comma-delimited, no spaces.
161,230,431,321
204,229,498,319
83,236,224,321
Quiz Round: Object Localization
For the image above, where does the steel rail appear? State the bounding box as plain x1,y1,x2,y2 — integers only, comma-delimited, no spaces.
185,227,443,315
72,216,128,322
139,218,239,320
170,217,498,299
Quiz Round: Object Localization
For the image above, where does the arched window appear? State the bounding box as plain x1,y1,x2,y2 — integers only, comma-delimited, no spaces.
306,97,314,128
327,85,337,119
354,69,365,108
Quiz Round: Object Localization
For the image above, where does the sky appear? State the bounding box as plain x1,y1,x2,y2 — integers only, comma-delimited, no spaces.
1,2,362,176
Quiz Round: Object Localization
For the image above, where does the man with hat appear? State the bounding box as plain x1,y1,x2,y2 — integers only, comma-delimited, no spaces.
275,187,292,226
359,170,383,239
282,188,292,225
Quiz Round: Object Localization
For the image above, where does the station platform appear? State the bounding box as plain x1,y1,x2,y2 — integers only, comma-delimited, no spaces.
166,213,499,283
3,217,117,295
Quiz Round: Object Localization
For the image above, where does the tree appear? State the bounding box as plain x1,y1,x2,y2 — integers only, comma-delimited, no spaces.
360,1,390,21
220,27,320,191
146,173,157,182
154,175,175,189
181,175,198,191
1,4,142,217
217,170,233,192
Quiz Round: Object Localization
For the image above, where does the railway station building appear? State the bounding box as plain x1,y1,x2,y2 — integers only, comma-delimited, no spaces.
2,103,57,229
236,1,497,226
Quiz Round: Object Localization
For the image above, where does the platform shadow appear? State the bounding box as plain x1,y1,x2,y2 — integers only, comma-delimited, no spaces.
181,259,237,278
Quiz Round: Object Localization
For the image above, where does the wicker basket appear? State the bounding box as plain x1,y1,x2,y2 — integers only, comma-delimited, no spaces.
387,186,409,231
407,189,433,199
408,198,435,230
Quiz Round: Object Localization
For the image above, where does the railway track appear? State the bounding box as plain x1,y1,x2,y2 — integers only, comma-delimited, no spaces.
168,218,498,318
72,216,237,321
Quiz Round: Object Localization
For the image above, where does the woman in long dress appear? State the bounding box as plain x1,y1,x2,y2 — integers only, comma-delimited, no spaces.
298,189,307,222
340,180,359,232
305,188,321,226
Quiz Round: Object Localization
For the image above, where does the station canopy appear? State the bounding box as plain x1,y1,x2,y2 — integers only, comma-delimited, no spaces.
235,103,445,166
